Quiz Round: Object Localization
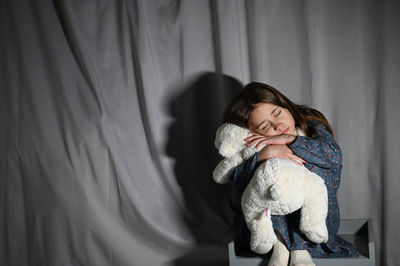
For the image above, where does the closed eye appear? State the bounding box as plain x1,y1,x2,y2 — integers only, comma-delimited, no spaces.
275,111,281,117
262,123,270,130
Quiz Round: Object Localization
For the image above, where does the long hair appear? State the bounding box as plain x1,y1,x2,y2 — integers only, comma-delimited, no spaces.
222,82,334,137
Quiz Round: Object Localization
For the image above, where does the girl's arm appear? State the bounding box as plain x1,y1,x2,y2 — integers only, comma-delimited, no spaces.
230,120,339,191
289,121,342,169
229,152,259,193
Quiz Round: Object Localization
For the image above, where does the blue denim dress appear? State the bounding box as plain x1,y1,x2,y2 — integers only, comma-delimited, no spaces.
230,120,359,258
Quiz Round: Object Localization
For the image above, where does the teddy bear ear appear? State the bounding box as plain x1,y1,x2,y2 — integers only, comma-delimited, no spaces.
215,123,250,157
214,123,232,149
218,142,237,157
215,124,236,157
214,124,225,149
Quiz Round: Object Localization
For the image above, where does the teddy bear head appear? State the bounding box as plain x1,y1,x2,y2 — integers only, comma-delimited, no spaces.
214,123,263,159
214,123,249,157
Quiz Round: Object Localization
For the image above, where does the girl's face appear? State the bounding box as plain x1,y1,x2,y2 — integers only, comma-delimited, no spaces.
248,103,296,136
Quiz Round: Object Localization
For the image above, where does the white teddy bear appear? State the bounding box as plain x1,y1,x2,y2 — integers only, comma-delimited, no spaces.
213,123,329,254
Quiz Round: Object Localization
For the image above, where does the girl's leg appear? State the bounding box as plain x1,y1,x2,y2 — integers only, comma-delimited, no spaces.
289,250,315,266
267,231,289,266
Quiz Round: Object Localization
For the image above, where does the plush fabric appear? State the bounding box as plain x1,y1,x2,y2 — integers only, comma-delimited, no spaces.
241,157,329,254
213,123,329,254
213,123,262,184
231,121,359,258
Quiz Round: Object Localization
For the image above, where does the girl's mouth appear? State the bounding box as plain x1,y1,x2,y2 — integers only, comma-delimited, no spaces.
282,128,289,134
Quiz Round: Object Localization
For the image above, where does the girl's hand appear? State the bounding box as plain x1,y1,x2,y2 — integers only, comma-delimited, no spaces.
245,132,297,148
258,144,306,166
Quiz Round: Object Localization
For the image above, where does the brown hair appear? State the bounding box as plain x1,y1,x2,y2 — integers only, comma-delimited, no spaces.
222,82,334,137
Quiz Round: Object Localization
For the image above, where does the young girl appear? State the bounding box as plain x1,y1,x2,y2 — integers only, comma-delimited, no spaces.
223,82,359,266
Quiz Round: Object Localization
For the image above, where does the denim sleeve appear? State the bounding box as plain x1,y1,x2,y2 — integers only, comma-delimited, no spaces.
289,121,342,169
229,152,259,193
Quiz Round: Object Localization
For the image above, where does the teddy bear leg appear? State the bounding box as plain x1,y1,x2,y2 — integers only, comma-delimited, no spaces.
299,187,329,244
249,210,277,254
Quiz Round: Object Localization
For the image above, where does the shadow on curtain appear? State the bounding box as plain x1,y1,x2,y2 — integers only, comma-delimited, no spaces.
166,72,243,265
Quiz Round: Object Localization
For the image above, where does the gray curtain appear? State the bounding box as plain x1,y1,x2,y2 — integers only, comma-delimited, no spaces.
1,0,399,265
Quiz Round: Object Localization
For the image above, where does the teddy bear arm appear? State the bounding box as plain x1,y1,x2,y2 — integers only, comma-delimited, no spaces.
213,153,245,184
241,174,271,223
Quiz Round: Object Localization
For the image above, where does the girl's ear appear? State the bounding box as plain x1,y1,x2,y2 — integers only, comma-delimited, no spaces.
296,127,307,137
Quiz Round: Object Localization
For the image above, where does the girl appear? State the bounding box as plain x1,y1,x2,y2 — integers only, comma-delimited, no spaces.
223,82,358,266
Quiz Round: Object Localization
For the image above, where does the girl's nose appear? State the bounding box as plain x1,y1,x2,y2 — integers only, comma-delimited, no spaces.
274,123,282,131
